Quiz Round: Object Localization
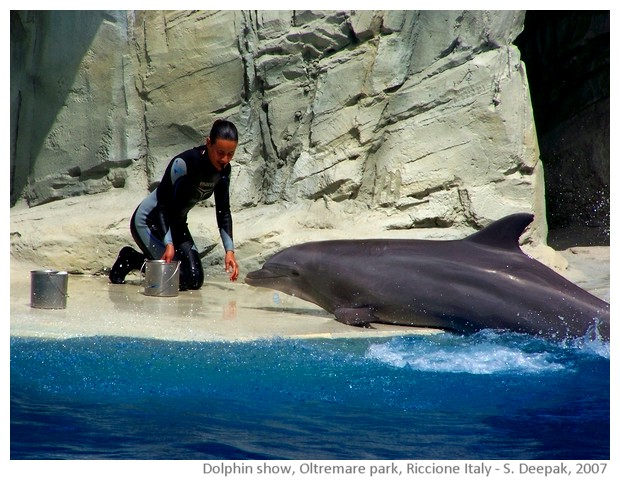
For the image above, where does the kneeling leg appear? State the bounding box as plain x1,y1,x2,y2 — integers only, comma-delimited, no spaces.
175,242,204,290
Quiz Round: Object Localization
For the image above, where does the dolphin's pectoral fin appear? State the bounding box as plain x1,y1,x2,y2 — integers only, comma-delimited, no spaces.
334,308,378,329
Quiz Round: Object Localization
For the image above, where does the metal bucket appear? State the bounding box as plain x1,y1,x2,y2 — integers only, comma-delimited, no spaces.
143,260,180,297
30,270,69,309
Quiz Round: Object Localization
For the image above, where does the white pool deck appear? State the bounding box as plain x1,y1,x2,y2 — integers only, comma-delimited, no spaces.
10,262,432,342
10,246,610,342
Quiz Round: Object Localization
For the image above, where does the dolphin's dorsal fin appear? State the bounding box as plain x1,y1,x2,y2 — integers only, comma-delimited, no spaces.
464,213,534,250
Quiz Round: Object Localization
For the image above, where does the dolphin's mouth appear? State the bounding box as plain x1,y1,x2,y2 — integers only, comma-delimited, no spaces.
244,268,285,286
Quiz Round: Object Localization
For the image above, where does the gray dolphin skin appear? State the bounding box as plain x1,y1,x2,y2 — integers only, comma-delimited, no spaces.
245,213,610,341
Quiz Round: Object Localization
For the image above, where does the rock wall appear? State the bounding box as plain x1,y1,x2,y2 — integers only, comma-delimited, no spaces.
11,10,554,274
10,11,143,206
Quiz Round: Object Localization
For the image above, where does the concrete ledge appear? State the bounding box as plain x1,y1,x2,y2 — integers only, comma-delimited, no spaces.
10,261,435,342
10,246,609,342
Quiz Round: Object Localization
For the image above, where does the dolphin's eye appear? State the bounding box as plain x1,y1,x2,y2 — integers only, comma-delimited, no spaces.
291,269,300,277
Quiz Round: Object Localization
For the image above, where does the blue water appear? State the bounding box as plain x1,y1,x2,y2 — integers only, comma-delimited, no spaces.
10,331,609,460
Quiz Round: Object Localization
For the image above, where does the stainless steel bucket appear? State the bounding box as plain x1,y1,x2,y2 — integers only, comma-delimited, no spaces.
30,270,69,309
143,260,180,297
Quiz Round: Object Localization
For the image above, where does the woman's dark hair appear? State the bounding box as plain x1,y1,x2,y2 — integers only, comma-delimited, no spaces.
209,119,238,143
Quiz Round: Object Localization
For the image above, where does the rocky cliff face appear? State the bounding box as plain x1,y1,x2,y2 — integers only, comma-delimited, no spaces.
11,10,554,274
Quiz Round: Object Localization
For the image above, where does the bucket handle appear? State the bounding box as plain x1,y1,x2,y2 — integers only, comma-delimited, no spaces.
141,260,181,288
140,260,146,285
40,271,69,299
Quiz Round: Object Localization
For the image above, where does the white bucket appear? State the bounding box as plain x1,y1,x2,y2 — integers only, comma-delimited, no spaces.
143,260,180,297
30,270,69,309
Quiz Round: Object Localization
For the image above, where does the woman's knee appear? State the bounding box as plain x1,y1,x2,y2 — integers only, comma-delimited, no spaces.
182,266,204,290
177,246,204,290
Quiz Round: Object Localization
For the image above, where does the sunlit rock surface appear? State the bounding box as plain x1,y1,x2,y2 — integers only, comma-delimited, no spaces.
11,10,553,274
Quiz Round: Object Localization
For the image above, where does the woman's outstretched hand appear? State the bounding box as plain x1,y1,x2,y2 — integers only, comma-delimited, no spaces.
225,251,239,282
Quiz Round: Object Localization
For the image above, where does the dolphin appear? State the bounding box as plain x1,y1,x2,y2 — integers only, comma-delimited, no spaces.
245,213,610,341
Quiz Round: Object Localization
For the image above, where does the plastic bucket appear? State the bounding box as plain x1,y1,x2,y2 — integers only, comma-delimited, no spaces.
30,270,69,309
143,260,180,297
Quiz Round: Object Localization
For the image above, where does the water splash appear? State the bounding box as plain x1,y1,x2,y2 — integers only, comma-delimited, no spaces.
365,329,607,375
564,320,610,359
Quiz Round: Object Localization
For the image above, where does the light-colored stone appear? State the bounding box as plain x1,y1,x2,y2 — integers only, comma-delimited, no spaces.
11,10,554,277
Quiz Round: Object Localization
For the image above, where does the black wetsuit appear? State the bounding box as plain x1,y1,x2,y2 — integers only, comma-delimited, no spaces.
110,145,234,290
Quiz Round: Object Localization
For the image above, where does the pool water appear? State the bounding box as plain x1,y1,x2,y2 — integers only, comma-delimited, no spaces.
10,331,609,460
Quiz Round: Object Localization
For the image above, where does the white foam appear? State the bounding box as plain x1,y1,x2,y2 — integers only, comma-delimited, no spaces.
365,334,568,375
